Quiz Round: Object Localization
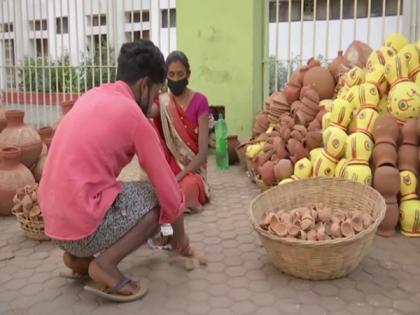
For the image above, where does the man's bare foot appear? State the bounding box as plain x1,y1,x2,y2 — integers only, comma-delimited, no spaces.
63,252,94,275
88,259,140,296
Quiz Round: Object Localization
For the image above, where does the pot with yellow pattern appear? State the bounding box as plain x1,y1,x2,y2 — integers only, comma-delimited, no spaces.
344,66,365,88
292,157,312,179
356,108,379,138
335,158,348,178
384,33,408,53
309,147,323,162
358,83,380,111
366,46,397,70
387,81,420,124
400,170,418,201
384,54,410,88
398,44,420,86
366,64,389,96
345,132,373,164
345,85,361,112
400,199,420,237
319,99,333,112
322,112,331,130
343,163,372,186
377,95,389,114
323,126,348,159
336,86,349,100
313,149,338,177
329,99,353,130
278,178,294,185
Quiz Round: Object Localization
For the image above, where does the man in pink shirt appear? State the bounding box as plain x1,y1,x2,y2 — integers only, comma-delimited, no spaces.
38,40,191,302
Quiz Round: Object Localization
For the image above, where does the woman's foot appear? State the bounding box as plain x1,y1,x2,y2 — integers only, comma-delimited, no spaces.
63,252,94,275
88,259,140,296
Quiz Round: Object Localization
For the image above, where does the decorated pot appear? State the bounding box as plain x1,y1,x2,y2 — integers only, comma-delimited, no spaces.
358,82,380,110
345,85,361,112
384,33,408,53
345,132,373,164
309,147,323,162
292,157,312,179
313,149,337,177
322,126,348,159
335,158,348,178
356,108,379,138
366,46,397,70
384,54,410,88
400,199,420,237
398,44,420,85
329,99,353,130
377,95,389,114
400,170,418,201
366,64,389,96
344,66,365,88
322,112,331,130
343,164,372,186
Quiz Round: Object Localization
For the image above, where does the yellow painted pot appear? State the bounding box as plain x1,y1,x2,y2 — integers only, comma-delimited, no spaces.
377,95,389,114
387,81,420,123
358,83,380,110
330,99,353,130
384,54,410,87
293,157,313,179
384,32,408,53
323,126,348,159
345,85,361,112
345,132,373,163
345,66,365,88
278,178,294,185
322,112,331,130
366,46,396,70
398,44,420,81
356,108,379,137
313,149,337,177
320,99,333,112
343,164,372,186
366,64,389,96
400,170,418,201
400,199,420,237
335,158,348,178
309,148,323,162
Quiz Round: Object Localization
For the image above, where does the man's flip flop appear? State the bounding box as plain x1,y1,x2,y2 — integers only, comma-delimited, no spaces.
83,276,148,303
59,271,90,281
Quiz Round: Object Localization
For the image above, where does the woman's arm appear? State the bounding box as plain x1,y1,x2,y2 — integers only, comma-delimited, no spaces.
176,114,209,181
148,103,160,119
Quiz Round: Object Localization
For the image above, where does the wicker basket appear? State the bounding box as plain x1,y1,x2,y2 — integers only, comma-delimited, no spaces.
13,211,49,241
249,177,386,280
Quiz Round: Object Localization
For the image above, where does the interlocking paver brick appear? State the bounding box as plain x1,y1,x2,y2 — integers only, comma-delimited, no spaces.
1,157,420,314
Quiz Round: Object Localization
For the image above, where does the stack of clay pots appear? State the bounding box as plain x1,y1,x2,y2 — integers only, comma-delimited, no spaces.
260,205,374,241
267,92,291,125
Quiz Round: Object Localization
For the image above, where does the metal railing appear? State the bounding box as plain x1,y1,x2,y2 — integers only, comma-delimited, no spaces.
267,0,419,94
0,0,176,128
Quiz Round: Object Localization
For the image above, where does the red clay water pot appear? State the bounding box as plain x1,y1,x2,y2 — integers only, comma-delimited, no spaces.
0,106,6,132
259,160,276,186
401,118,418,145
227,135,241,165
372,143,398,168
398,144,418,175
376,202,399,237
0,147,35,215
372,113,400,146
284,83,301,104
304,131,323,151
0,110,42,168
373,165,400,204
303,66,335,100
274,159,293,182
329,50,351,80
38,126,54,144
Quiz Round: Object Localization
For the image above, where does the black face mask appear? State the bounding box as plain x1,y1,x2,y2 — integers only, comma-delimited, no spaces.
168,78,188,96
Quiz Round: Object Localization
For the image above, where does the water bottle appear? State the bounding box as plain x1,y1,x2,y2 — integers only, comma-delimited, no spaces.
215,113,229,170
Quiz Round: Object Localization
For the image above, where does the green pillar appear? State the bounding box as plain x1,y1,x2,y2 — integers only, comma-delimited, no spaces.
176,0,267,139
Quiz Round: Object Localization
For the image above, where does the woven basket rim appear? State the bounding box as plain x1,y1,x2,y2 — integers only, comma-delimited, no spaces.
249,177,387,248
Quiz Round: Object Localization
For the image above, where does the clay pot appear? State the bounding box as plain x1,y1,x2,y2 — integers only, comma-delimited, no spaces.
376,202,399,237
330,221,342,238
341,219,355,237
373,166,400,203
274,159,293,181
372,113,400,146
53,100,75,130
351,214,364,233
344,40,373,68
307,119,321,132
284,83,301,104
290,67,309,86
372,143,398,168
296,109,315,126
227,135,241,165
303,131,323,151
329,50,351,80
0,106,6,132
307,229,317,241
398,144,418,175
38,126,54,144
287,224,300,237
0,147,36,215
259,161,276,186
33,154,47,183
271,222,288,237
290,142,309,164
307,58,321,68
287,139,299,155
401,118,418,145
300,218,313,231
0,110,43,168
290,101,302,116
303,66,335,100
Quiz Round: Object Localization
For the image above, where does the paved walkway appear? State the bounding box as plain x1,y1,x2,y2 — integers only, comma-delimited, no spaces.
1,157,420,315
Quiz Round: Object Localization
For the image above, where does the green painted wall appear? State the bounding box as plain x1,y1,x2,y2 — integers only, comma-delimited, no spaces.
176,0,267,139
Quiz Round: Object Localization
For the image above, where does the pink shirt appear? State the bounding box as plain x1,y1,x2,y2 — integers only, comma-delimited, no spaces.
38,80,185,240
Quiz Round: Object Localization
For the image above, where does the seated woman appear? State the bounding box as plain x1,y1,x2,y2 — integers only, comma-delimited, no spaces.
150,51,210,212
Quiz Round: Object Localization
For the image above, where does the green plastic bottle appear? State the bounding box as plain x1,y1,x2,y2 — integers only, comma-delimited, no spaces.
215,113,229,170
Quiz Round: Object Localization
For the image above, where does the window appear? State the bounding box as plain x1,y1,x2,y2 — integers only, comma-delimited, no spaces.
4,39,15,88
31,19,48,31
161,8,176,28
0,23,13,32
371,0,403,17
35,38,48,57
56,17,69,34
126,30,150,42
90,34,108,49
90,14,107,26
126,10,150,23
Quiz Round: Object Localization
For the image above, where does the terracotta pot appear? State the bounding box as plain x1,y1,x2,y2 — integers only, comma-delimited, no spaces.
33,154,47,183
307,120,321,132
53,99,75,130
301,97,320,112
329,50,351,80
290,142,309,164
284,83,301,104
0,110,43,168
401,118,418,145
290,67,309,86
0,147,36,215
373,166,400,203
286,138,299,155
344,40,373,68
259,161,276,186
341,219,355,237
307,58,321,68
303,131,323,151
398,144,418,175
274,159,293,181
290,101,302,115
227,135,240,165
300,86,320,104
38,126,54,144
372,143,398,168
303,66,335,100
0,106,6,132
372,113,400,146
376,202,399,237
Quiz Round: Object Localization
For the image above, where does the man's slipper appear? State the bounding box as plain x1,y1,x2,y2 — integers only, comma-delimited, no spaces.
59,271,90,281
83,276,148,303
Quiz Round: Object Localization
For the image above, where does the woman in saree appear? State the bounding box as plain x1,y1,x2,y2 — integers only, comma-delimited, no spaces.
150,51,210,212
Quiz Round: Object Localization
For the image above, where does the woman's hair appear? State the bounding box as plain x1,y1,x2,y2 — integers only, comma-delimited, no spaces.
116,39,166,84
166,50,191,73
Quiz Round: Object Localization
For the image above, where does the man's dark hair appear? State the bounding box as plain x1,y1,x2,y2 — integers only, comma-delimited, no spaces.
166,50,191,73
116,40,166,85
